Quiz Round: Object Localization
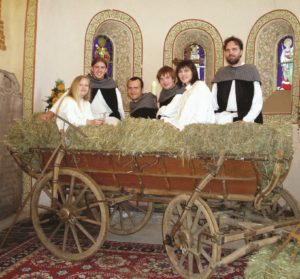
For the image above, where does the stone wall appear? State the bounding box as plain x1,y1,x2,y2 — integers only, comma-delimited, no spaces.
0,70,22,219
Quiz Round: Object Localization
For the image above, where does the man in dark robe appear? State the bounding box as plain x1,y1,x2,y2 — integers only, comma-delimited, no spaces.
212,36,263,124
128,77,158,119
88,57,125,121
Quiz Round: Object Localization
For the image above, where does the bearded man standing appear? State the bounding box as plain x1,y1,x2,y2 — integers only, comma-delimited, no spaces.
212,36,263,124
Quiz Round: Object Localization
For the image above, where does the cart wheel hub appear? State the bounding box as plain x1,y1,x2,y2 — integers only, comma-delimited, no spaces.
58,208,71,221
176,230,191,253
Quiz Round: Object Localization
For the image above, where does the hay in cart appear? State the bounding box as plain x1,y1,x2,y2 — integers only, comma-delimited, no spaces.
4,113,293,181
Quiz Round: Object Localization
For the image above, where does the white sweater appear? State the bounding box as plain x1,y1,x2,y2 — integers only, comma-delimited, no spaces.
51,95,94,129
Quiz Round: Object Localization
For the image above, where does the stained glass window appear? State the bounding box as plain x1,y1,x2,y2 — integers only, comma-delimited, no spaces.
93,35,113,77
277,36,293,90
184,44,205,81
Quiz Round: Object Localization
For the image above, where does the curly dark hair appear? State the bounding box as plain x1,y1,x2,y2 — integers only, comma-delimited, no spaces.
223,36,243,50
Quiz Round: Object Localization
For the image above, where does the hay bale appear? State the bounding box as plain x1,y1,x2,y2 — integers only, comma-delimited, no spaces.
116,118,184,156
245,243,300,279
183,122,279,159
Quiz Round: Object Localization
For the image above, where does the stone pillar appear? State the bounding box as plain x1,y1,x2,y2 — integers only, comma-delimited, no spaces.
0,70,22,219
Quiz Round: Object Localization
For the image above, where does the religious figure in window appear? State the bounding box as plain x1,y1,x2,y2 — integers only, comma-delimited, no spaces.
93,35,113,77
184,43,205,81
277,36,293,90
94,36,111,61
190,44,200,60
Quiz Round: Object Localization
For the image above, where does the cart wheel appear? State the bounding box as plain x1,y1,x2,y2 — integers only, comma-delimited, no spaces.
108,193,153,235
261,188,300,221
31,168,108,261
163,194,221,279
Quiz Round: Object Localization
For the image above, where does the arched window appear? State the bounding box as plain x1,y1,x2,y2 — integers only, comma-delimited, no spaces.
277,36,293,90
184,43,206,81
93,35,113,77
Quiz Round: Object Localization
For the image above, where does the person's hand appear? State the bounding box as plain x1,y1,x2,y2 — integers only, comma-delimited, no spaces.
41,111,54,121
87,119,104,126
165,122,178,129
161,119,178,130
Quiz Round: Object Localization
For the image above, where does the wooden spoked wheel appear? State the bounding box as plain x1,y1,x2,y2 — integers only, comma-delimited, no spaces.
108,193,153,235
31,168,108,261
261,188,300,221
163,194,221,279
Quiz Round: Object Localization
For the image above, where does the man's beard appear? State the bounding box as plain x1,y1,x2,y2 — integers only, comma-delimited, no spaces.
226,55,241,66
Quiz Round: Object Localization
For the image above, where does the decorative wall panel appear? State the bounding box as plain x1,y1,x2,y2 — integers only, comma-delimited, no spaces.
163,19,223,86
85,10,143,109
246,10,300,120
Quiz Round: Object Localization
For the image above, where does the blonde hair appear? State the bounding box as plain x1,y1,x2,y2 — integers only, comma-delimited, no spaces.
68,75,90,104
56,75,90,114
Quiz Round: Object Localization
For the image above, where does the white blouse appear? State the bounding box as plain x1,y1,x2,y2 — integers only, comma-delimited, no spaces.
158,81,216,130
50,95,94,129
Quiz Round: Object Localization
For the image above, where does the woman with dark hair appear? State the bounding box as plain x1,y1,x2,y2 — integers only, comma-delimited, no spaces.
88,57,125,125
157,60,216,130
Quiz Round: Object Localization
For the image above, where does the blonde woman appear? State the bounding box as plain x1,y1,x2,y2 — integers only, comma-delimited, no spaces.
45,75,103,128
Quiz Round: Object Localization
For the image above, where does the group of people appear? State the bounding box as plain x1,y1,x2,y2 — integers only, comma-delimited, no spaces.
42,36,263,130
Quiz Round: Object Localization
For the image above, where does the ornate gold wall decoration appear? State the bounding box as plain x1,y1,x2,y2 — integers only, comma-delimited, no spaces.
0,0,6,50
163,19,223,80
23,0,37,118
84,9,142,77
172,30,215,86
22,0,38,211
246,10,300,121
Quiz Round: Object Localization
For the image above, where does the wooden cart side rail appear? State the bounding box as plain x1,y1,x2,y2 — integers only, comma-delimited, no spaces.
31,148,271,162
77,165,258,199
222,218,300,244
215,218,300,269
33,148,261,199
254,150,284,210
100,185,255,202
70,168,258,181
34,149,262,183
216,236,281,269
9,150,40,179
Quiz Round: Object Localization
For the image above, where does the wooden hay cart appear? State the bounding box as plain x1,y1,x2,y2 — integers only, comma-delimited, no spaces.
5,124,300,279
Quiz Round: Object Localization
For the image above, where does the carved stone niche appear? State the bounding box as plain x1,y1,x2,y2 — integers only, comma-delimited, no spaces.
0,70,23,219
254,20,294,114
173,29,215,87
96,21,134,111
